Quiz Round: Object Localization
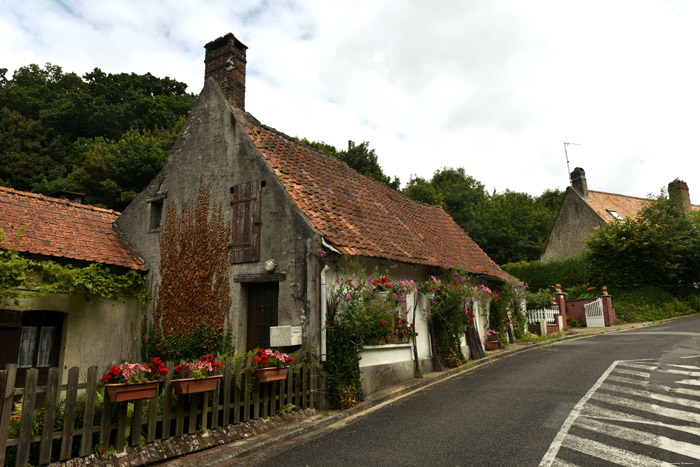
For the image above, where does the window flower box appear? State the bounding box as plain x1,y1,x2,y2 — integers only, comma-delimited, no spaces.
105,380,161,402
172,375,223,395
255,366,289,383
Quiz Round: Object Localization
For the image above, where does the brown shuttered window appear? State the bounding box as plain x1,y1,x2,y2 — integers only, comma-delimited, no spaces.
231,180,262,263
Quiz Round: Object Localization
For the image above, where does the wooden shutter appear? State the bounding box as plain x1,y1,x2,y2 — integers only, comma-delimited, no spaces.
231,180,262,263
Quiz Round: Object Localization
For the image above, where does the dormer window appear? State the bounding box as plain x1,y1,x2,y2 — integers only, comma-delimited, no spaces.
607,209,623,220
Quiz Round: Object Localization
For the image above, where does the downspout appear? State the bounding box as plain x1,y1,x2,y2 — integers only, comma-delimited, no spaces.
320,264,330,362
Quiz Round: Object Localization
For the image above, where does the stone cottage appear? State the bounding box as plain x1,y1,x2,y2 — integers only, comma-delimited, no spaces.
116,33,511,394
541,168,697,261
0,187,145,387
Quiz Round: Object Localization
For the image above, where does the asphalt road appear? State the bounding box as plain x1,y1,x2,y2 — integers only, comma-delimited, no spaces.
242,316,700,466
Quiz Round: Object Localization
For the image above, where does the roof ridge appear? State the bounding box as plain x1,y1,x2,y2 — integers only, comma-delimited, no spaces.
0,186,120,216
587,189,651,202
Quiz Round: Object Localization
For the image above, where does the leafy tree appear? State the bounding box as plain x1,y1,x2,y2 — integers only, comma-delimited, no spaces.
479,190,562,264
586,191,700,290
429,167,488,245
0,107,56,190
65,125,181,210
402,176,444,205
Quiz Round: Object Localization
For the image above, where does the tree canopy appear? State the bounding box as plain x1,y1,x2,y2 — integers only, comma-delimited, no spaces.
1,63,563,263
0,63,196,209
585,191,700,290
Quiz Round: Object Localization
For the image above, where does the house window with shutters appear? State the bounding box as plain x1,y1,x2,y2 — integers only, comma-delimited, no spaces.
231,180,262,263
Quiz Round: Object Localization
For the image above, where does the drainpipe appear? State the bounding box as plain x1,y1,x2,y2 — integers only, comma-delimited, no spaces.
320,264,330,362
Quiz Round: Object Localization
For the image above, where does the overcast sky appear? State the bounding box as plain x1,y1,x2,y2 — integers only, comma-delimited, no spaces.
2,0,699,202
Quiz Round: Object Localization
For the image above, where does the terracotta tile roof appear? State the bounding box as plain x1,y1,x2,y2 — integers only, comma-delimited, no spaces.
0,186,145,270
586,190,699,222
587,190,651,221
240,115,509,280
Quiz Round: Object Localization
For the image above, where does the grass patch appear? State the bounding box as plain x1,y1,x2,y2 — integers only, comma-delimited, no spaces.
516,332,566,344
611,287,700,323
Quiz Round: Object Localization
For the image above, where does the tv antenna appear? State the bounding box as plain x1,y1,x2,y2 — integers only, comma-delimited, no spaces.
564,142,581,185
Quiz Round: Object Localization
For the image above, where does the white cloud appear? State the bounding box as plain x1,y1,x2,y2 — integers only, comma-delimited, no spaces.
2,0,700,202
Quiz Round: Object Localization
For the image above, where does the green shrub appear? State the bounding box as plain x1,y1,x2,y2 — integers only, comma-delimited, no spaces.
611,286,700,323
142,322,233,362
502,255,590,292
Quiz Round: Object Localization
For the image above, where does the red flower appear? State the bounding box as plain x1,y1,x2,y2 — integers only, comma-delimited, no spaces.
403,329,408,334
287,357,294,363
254,356,262,363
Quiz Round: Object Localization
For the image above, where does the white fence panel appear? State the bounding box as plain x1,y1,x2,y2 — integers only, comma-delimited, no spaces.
584,298,605,327
526,306,558,324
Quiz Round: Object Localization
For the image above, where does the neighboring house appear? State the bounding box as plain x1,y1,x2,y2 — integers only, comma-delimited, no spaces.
0,187,145,387
116,33,511,395
541,167,697,261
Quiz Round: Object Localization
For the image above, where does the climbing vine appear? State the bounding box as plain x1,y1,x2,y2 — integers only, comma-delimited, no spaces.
0,229,147,306
148,182,232,359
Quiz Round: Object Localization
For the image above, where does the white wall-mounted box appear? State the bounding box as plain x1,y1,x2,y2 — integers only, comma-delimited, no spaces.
269,325,302,347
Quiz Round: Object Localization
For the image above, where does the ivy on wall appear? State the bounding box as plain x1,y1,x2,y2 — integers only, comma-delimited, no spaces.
0,229,147,306
149,182,232,359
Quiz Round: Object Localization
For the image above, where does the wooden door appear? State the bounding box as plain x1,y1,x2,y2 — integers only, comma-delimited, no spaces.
247,282,278,350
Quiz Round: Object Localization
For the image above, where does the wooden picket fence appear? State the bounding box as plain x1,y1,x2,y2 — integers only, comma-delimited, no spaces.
0,355,317,466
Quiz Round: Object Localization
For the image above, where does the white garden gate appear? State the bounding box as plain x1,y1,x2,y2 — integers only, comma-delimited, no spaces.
584,298,605,327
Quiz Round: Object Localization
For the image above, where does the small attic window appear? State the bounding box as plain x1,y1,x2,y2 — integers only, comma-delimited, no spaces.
149,198,164,232
607,209,623,220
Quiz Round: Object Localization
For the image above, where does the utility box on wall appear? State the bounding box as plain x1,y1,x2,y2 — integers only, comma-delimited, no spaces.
269,325,302,347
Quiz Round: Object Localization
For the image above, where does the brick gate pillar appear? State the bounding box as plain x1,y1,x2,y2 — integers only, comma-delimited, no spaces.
554,284,568,331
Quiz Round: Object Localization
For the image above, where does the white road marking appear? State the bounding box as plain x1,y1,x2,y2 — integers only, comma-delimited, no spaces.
560,434,675,466
591,391,700,424
539,361,620,466
583,405,700,437
551,459,578,467
599,382,700,409
574,417,700,459
614,368,651,378
540,356,700,467
667,364,700,370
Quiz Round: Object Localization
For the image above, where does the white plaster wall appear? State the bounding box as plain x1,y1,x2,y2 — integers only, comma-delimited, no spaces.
14,292,143,382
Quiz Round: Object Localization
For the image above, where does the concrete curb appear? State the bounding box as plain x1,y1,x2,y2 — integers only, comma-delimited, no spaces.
162,313,700,465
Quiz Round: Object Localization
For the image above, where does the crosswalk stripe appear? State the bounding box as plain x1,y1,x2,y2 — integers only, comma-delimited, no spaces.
600,383,700,410
609,374,700,397
661,368,700,377
667,364,700,370
591,392,700,424
583,405,700,437
561,434,675,466
614,368,651,378
618,362,658,371
574,417,700,459
551,459,578,467
676,379,700,386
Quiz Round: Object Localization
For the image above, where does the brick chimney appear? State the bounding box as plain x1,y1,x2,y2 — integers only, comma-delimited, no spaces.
668,179,691,211
204,33,248,110
570,167,589,199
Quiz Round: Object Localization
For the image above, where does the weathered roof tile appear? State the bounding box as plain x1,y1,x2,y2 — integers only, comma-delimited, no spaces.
0,186,144,270
241,118,508,280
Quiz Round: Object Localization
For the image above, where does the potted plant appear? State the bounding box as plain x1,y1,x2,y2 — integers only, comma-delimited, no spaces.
171,354,224,395
101,357,169,402
253,348,294,382
419,275,441,299
483,330,500,351
371,276,393,300
394,317,418,343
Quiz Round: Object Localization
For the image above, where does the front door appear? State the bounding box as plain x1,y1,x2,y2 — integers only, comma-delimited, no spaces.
247,282,279,350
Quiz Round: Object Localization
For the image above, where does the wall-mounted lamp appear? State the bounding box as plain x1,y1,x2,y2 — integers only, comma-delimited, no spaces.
264,259,277,272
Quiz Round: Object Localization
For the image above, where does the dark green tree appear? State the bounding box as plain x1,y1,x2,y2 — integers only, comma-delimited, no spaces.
403,176,444,205
586,191,700,290
0,63,196,209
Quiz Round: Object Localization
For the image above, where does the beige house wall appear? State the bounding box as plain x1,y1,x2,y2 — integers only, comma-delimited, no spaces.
11,292,143,382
